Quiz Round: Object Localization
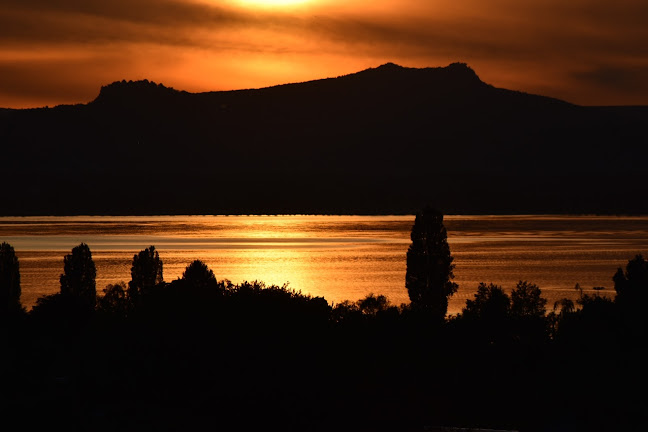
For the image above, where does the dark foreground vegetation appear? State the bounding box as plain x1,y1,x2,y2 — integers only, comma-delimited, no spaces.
1,210,647,431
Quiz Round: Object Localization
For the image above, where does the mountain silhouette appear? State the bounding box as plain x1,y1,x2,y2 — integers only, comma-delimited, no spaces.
1,63,647,215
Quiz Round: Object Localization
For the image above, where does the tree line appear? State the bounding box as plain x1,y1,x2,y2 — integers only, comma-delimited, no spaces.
1,208,647,431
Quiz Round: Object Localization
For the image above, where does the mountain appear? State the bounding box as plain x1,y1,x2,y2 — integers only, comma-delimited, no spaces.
1,63,647,215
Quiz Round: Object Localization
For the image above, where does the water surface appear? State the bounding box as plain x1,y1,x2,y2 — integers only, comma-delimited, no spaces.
1,215,646,315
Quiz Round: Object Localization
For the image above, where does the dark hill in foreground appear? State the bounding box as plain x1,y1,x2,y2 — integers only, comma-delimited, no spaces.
1,62,647,215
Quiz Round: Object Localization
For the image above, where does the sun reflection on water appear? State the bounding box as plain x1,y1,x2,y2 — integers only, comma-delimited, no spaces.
4,215,647,314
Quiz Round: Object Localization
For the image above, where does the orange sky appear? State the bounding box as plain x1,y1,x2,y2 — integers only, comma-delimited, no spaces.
1,0,647,108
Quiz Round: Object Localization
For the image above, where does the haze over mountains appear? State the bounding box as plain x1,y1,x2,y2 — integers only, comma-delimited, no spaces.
1,62,647,215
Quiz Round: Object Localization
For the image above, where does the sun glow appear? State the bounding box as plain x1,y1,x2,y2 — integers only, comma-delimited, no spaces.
235,0,313,8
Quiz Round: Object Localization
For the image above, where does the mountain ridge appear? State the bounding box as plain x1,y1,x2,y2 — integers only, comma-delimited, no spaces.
92,62,483,100
1,62,646,215
86,62,573,109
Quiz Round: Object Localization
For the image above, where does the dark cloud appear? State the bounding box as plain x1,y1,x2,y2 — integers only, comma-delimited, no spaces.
301,15,527,60
0,2,261,47
0,0,243,27
574,66,648,93
1,0,646,62
305,3,648,62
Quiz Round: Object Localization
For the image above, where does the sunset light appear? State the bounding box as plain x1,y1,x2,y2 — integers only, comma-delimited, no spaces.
1,0,647,108
235,0,312,7
2,1,648,431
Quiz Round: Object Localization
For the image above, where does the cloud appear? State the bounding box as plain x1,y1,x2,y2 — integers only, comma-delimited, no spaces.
575,66,648,92
0,46,161,106
0,0,244,28
5,0,645,59
568,65,648,105
0,60,114,107
0,0,647,107
0,1,261,48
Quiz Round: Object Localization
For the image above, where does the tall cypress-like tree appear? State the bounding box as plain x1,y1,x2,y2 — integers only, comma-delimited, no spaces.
406,206,458,318
60,242,97,308
0,242,21,313
128,245,164,302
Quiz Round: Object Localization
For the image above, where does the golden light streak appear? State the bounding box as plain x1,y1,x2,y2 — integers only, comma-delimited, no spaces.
233,0,314,9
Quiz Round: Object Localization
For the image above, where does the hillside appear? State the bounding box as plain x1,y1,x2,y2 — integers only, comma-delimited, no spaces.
1,63,647,215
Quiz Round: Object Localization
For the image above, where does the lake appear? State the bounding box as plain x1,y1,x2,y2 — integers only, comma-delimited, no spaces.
1,215,647,315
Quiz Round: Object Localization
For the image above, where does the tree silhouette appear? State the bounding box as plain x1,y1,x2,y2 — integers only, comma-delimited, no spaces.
552,298,575,315
547,298,576,339
462,282,510,321
128,246,163,302
510,280,546,318
181,259,217,290
357,293,392,316
509,280,548,345
613,254,648,306
60,242,97,308
458,282,511,345
612,254,648,338
405,206,458,318
0,242,21,314
97,282,129,316
331,300,361,324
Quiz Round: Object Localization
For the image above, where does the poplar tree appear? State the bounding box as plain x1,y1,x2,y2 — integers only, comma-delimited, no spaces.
128,245,164,302
60,242,97,308
0,242,21,314
405,206,458,319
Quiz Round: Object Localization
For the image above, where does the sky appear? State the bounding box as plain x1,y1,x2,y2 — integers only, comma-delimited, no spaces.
1,0,647,108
